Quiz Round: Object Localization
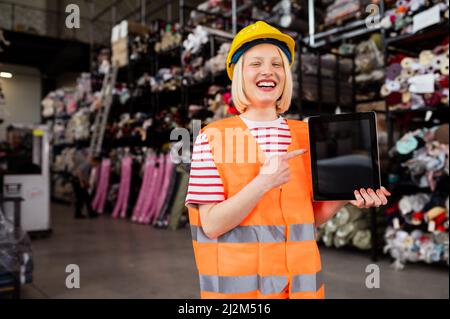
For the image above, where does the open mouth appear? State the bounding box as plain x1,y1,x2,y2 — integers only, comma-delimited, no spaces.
256,80,277,91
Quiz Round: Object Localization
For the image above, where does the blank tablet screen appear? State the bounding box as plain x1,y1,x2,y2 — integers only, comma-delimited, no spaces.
308,112,380,201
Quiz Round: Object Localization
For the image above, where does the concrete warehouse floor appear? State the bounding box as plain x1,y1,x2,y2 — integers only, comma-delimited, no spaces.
22,203,449,299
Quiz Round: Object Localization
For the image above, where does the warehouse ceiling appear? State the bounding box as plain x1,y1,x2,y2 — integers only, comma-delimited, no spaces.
0,0,204,75
1,29,90,74
0,0,315,75
73,0,207,27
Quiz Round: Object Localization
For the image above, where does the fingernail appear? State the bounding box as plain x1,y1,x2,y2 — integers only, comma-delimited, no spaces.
382,186,391,193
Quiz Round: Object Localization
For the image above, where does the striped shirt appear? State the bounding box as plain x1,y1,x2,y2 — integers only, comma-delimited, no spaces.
185,116,291,206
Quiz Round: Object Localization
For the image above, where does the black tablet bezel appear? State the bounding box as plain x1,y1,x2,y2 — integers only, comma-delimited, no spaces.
308,112,381,201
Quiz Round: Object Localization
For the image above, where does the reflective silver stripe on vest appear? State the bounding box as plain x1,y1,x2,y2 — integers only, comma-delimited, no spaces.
289,223,316,242
291,271,323,293
190,225,285,243
200,274,288,295
190,225,216,243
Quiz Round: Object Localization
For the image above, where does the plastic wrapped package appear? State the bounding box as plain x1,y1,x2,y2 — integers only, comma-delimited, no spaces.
317,204,383,250
51,174,74,202
384,227,449,270
352,229,372,250
324,0,361,25
0,208,33,288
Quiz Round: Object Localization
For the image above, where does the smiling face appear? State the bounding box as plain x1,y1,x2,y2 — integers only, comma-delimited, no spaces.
242,43,286,109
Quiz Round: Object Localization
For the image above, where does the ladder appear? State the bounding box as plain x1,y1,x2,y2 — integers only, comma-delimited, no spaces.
89,66,117,157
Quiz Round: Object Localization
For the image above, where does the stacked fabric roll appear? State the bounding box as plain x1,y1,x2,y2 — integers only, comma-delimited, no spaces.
317,205,382,250
389,125,449,190
181,26,231,86
92,159,112,214
41,89,73,119
53,147,76,172
131,33,153,61
122,68,182,101
42,73,93,119
300,53,353,106
187,84,237,124
347,34,384,88
144,67,182,92
205,85,237,120
88,149,189,230
66,108,91,142
188,0,231,27
381,1,449,37
384,125,449,268
384,227,449,270
182,25,209,56
42,73,95,202
380,37,449,111
154,23,182,53
204,42,230,76
112,156,132,219
324,0,361,26
386,193,449,232
51,147,77,202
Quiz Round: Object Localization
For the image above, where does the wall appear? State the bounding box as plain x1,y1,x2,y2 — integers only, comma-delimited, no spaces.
0,0,48,34
0,63,42,140
56,72,78,88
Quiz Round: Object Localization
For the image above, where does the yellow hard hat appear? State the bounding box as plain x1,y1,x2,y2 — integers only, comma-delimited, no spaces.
226,21,296,80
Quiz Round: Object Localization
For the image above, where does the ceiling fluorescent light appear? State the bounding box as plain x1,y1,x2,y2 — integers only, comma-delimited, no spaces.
0,72,13,78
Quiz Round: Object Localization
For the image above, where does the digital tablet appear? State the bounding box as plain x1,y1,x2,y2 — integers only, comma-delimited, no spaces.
308,112,381,201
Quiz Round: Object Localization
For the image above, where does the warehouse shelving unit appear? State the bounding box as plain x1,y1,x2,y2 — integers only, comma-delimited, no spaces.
0,194,24,299
301,1,387,261
381,18,450,149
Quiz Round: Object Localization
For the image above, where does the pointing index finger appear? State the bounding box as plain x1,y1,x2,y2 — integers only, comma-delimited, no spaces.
283,149,308,160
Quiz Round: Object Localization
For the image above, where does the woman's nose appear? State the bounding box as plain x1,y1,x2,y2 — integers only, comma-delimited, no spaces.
261,64,274,76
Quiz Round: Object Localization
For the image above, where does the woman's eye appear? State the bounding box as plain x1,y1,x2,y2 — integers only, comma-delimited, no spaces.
250,62,260,66
273,63,281,67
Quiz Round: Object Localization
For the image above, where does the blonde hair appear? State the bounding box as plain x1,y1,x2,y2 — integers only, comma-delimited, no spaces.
231,47,293,114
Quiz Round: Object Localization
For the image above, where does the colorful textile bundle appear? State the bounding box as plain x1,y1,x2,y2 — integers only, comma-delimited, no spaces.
381,1,448,37
385,125,449,268
317,205,383,250
381,38,449,110
154,23,182,53
324,0,361,26
384,227,449,269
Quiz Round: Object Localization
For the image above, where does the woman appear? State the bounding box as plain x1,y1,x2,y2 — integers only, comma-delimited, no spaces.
185,21,390,299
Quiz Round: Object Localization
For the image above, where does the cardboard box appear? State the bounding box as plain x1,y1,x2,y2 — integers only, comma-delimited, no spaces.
126,20,150,36
111,20,150,42
112,51,128,67
112,38,128,67
110,20,149,67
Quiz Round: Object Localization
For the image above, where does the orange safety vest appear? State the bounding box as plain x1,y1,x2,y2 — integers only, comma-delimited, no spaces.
188,116,324,299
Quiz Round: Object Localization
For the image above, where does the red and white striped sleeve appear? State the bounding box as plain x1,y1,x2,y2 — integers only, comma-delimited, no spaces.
185,133,225,207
